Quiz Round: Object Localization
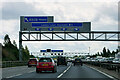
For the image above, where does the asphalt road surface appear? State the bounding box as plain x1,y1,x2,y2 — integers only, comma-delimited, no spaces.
2,63,116,79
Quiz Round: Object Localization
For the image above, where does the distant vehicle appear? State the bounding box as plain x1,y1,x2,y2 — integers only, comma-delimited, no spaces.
85,57,91,61
91,58,99,62
112,58,120,63
98,57,114,63
67,58,73,62
105,57,114,63
36,57,57,73
57,56,67,66
54,59,57,63
28,58,38,67
73,58,83,66
96,56,102,58
98,58,105,62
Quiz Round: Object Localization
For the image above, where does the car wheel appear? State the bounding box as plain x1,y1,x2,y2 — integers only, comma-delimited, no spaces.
55,67,57,72
54,69,57,73
52,70,55,73
65,63,67,66
81,64,83,66
55,69,57,72
36,69,39,73
52,67,56,73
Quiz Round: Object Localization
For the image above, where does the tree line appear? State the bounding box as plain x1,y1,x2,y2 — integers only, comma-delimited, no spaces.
91,47,119,58
2,34,34,61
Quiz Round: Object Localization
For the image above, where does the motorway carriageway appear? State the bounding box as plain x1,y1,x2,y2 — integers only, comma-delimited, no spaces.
2,63,116,79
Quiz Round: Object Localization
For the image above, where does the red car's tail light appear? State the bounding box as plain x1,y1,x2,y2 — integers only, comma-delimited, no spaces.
50,63,54,66
29,61,31,64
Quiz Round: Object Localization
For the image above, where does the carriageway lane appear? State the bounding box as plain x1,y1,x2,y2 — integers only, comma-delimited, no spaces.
61,64,114,79
2,63,115,79
2,66,35,78
12,64,70,78
2,63,71,78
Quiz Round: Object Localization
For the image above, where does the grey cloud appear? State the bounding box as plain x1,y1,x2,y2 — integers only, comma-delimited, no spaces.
92,4,117,22
2,2,118,22
2,2,45,20
92,23,118,31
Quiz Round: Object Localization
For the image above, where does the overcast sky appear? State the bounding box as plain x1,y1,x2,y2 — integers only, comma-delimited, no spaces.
0,0,119,55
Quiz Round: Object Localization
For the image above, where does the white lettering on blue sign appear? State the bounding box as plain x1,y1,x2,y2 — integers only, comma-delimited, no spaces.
24,17,48,22
32,23,82,27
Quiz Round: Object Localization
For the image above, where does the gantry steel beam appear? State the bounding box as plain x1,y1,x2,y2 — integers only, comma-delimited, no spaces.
19,31,120,41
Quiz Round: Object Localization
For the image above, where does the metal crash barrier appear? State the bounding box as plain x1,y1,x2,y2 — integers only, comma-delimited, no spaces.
83,61,120,73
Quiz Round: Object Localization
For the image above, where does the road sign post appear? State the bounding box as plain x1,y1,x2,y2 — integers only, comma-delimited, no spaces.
19,32,22,61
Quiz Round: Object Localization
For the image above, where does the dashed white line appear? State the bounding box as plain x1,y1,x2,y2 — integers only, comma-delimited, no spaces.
6,70,35,78
29,70,35,73
57,64,71,78
57,73,64,78
63,70,67,73
6,74,22,78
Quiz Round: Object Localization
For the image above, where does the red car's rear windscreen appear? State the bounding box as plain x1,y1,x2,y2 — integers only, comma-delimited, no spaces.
29,59,37,61
39,58,52,62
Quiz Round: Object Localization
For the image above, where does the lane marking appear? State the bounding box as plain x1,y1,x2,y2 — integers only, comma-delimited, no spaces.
57,73,63,78
63,70,67,73
6,70,35,78
87,66,116,80
29,70,35,73
6,74,22,78
57,64,71,78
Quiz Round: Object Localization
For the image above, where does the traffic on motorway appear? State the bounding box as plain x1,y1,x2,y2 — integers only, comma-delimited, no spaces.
27,56,84,73
27,56,120,74
2,56,119,79
85,57,120,63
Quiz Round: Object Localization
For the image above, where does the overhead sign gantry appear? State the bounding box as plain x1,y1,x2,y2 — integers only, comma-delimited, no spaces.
19,16,120,61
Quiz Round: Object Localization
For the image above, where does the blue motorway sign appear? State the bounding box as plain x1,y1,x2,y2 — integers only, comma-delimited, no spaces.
24,17,48,22
32,22,91,32
32,23,82,27
20,16,91,32
40,50,63,52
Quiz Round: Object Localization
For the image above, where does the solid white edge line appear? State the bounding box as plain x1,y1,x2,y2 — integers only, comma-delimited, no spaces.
57,64,71,78
88,66,116,80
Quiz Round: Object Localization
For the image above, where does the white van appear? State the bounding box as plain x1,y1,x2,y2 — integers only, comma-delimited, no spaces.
112,58,120,63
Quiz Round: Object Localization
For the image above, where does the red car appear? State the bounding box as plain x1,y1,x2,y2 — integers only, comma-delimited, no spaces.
36,57,57,73
28,58,38,67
